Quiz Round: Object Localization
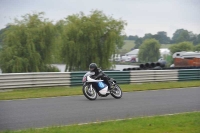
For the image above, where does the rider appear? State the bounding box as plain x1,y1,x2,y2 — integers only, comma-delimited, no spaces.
89,63,111,89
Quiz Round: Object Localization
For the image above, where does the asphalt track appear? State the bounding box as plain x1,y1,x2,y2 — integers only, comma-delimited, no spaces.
0,87,200,131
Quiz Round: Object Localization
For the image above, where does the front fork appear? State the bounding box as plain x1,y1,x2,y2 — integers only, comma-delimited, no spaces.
84,82,93,90
89,84,93,92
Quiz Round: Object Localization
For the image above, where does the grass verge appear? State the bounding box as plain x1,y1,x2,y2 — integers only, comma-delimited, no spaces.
122,40,135,51
2,112,200,133
0,80,200,100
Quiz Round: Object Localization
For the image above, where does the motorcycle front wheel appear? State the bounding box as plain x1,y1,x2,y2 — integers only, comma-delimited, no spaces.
111,84,122,99
82,84,97,100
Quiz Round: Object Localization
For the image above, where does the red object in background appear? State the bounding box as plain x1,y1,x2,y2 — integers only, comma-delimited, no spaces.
174,58,200,67
130,57,136,62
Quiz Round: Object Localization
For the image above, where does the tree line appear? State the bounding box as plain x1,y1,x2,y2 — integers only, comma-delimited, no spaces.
138,39,200,64
125,29,200,64
0,11,126,73
0,11,199,73
124,29,200,49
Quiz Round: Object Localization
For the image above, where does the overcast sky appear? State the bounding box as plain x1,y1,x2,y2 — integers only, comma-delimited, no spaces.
0,0,200,37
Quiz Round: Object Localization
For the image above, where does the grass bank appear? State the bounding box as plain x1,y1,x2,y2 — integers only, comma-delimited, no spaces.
0,80,200,100
3,112,200,133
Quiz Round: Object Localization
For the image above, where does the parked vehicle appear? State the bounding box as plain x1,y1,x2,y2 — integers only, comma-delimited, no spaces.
172,51,200,67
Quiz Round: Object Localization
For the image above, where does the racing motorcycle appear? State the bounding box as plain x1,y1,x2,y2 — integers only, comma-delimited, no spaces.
82,71,122,100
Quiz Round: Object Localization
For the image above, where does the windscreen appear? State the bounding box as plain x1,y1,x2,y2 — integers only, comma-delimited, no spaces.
83,71,95,77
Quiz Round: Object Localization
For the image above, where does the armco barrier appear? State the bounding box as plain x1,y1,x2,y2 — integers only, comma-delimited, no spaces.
130,70,179,83
0,72,71,89
178,69,200,81
0,69,199,89
70,71,130,86
70,71,86,86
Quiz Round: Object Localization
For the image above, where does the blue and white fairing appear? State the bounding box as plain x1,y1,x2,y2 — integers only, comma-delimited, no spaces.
83,71,108,95
97,81,108,95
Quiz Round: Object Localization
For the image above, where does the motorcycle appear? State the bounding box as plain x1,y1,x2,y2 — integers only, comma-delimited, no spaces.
82,71,123,100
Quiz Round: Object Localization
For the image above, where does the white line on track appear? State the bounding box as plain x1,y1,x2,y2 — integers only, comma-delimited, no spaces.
14,111,200,131
76,111,200,126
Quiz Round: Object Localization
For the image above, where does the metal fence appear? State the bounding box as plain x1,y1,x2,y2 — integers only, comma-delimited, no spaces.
0,72,71,89
178,69,200,81
70,71,130,86
0,69,199,89
130,70,178,83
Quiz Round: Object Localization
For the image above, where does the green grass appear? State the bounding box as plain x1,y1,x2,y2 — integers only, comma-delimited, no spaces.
122,41,172,50
0,80,200,100
121,40,135,51
161,44,173,48
120,41,172,55
3,112,200,133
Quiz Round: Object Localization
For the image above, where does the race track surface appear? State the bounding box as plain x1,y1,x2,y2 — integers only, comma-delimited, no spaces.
0,87,200,131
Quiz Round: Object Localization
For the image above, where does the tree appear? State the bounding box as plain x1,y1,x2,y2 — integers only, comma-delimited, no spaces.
143,33,153,41
134,37,143,49
134,31,170,49
172,29,190,43
153,31,170,44
60,10,126,71
197,34,200,44
194,44,200,51
138,38,161,62
0,29,4,48
127,35,138,40
193,34,200,45
0,26,9,50
0,33,2,50
51,20,66,64
0,12,59,73
122,35,128,40
169,41,193,54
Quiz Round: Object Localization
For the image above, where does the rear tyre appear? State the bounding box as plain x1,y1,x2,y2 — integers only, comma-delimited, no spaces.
111,84,122,99
82,84,97,100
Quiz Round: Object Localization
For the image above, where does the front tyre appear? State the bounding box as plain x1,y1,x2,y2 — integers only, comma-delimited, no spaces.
82,84,97,100
111,84,122,99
